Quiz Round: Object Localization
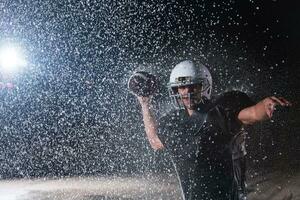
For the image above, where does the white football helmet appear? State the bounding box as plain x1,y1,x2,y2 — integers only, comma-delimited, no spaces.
168,60,212,109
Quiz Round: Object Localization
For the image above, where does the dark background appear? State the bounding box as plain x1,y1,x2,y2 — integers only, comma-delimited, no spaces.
0,0,299,178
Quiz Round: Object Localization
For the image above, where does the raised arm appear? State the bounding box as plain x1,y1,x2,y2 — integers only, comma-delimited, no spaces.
238,96,291,125
137,96,164,150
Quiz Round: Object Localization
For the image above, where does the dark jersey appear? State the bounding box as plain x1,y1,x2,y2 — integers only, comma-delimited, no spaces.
158,91,255,200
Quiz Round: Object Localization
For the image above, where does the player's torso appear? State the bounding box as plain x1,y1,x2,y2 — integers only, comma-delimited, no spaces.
167,107,232,163
166,107,235,199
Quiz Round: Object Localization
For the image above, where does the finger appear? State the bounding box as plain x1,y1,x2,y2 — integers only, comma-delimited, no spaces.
269,96,286,106
277,97,292,106
272,96,292,106
266,103,274,118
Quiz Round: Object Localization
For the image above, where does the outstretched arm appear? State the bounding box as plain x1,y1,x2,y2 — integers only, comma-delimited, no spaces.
238,96,292,125
137,96,164,150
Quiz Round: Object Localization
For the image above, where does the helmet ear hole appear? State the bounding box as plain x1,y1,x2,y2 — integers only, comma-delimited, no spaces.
207,88,211,95
171,87,178,94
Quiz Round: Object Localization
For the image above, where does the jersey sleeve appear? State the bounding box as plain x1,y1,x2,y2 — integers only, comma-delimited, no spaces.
217,91,255,116
216,91,255,132
214,91,255,160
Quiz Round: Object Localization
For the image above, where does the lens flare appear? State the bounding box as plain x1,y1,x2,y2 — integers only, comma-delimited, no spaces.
0,45,27,74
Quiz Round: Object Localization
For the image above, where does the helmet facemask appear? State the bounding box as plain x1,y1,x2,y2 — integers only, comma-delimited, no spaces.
168,77,210,110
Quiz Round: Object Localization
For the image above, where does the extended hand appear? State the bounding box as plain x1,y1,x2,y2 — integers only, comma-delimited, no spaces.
263,96,292,118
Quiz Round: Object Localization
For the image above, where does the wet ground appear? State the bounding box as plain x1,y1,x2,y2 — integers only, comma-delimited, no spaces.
0,171,299,200
247,170,299,200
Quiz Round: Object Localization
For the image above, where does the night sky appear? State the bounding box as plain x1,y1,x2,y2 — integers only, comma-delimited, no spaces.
0,0,299,178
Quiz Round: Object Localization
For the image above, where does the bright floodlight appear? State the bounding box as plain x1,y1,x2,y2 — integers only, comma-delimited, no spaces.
0,45,27,74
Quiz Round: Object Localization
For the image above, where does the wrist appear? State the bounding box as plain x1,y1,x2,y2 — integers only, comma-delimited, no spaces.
140,102,151,110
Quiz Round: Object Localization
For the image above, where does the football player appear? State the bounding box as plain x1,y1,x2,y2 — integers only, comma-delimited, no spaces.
133,60,291,200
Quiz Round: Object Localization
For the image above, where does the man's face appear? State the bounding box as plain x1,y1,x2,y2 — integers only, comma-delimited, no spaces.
177,84,202,109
